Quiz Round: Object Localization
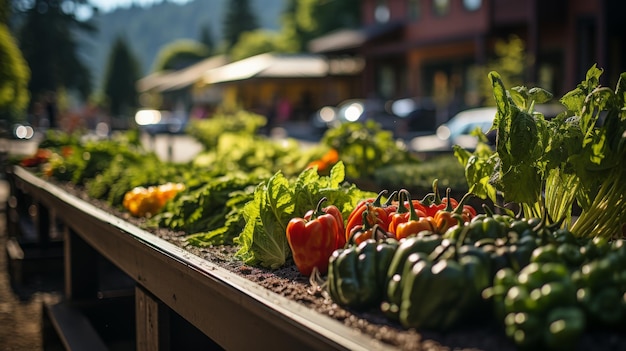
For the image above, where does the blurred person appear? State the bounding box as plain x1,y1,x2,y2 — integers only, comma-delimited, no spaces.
276,95,292,123
45,92,58,129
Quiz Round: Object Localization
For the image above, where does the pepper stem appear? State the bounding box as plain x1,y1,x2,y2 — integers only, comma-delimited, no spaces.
452,192,474,214
395,190,409,214
383,190,399,207
400,189,421,221
443,188,454,212
432,179,442,204
372,190,388,207
312,197,328,219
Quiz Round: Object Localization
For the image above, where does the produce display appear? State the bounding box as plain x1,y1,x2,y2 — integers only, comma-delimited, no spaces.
122,182,185,217
14,66,626,350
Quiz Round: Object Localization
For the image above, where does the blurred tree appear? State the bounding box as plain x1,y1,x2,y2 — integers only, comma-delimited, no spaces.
0,23,30,125
152,39,210,72
102,35,141,118
15,0,96,104
222,0,259,50
199,24,215,55
228,0,362,60
280,0,316,52
230,29,294,61
475,35,527,105
0,0,10,24
312,0,361,35
281,0,361,52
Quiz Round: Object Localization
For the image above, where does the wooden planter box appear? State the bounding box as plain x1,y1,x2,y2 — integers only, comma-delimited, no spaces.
9,166,394,351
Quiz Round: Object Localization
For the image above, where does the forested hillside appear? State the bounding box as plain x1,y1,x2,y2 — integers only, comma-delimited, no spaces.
78,0,283,92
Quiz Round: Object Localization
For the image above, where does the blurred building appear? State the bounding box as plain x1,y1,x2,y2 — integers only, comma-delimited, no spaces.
137,53,364,122
200,53,364,121
310,0,624,119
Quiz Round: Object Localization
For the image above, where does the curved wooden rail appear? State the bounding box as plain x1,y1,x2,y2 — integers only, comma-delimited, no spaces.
12,166,395,351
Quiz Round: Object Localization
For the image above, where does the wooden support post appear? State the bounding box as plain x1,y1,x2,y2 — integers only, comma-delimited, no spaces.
34,200,50,247
64,226,99,300
136,285,170,351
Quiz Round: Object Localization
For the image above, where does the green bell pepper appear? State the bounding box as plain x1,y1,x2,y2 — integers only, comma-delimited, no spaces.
327,238,398,309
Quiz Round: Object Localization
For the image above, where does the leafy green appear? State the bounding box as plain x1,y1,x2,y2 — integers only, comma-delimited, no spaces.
191,132,312,178
454,142,497,202
321,120,417,180
373,154,468,193
151,172,262,235
234,171,293,269
234,162,374,269
186,109,267,150
185,188,254,246
457,66,626,238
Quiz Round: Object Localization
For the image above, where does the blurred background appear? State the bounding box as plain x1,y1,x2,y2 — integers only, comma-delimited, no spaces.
1,0,625,152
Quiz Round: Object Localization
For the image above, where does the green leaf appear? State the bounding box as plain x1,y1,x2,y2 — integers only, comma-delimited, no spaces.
292,167,322,217
328,161,345,188
255,172,294,268
528,87,553,104
495,164,542,205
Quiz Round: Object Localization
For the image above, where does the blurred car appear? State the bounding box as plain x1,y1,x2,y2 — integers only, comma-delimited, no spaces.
390,97,437,137
135,109,187,135
310,98,436,138
311,99,396,129
12,122,36,140
410,104,564,153
0,120,36,140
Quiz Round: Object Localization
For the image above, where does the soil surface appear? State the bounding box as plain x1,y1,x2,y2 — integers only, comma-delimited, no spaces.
3,177,626,351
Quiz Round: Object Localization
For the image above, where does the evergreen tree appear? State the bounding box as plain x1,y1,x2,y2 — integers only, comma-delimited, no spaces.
199,24,214,55
0,0,10,25
0,23,30,125
102,35,141,118
15,0,96,102
222,0,259,50
281,0,361,52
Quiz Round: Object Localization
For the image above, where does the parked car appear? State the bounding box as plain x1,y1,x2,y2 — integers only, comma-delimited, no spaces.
310,97,437,138
409,104,565,153
135,109,187,135
311,99,395,130
391,97,437,137
0,120,35,140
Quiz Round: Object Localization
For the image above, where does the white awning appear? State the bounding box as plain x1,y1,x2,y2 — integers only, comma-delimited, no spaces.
203,53,334,85
137,55,228,93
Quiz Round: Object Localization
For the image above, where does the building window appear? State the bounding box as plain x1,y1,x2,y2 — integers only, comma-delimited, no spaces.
378,65,395,99
433,0,451,16
408,0,420,21
375,0,390,23
463,0,482,11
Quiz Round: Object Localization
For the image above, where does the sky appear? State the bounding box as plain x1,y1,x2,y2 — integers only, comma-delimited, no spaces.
88,0,191,14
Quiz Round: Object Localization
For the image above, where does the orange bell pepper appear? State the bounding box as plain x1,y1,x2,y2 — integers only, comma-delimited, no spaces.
394,189,437,239
433,190,475,233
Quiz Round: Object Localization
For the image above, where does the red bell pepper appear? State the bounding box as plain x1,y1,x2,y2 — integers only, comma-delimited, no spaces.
303,197,346,249
418,179,456,217
286,197,343,276
344,190,397,241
